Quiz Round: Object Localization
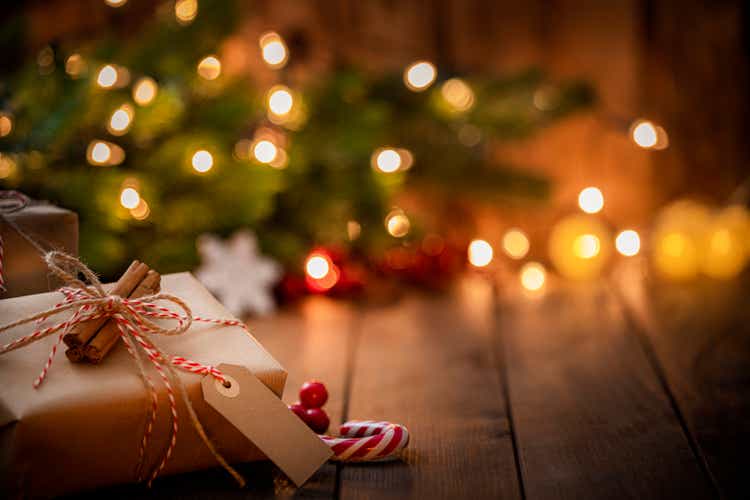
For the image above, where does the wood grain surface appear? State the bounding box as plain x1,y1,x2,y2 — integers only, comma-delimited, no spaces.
495,278,714,499
339,277,522,500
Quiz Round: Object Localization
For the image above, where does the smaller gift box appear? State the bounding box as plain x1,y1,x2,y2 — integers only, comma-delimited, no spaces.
0,273,291,497
0,194,78,298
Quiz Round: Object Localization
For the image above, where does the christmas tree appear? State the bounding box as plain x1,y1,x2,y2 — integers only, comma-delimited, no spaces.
0,0,593,280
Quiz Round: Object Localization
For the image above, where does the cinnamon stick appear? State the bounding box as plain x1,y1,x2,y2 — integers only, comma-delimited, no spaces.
62,261,150,348
64,346,85,363
84,270,161,363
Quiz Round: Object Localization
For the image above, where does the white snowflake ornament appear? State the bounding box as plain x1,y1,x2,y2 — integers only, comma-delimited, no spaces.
195,229,281,317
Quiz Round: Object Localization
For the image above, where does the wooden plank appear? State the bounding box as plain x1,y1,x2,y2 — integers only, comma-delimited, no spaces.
339,276,522,500
615,259,750,498
496,278,714,499
73,296,353,499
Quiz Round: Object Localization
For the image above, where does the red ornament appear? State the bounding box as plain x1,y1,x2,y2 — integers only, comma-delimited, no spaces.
299,380,328,408
304,407,330,434
289,402,306,421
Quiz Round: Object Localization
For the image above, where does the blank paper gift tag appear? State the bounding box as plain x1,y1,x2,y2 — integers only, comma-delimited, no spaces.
202,363,333,486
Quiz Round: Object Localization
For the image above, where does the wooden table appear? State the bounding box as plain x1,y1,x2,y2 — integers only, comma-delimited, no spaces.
83,259,750,499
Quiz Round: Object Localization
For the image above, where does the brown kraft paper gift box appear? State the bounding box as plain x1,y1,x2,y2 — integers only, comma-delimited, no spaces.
0,273,288,497
0,200,78,298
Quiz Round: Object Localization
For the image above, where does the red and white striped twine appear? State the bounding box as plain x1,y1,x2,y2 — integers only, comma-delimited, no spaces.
321,420,410,462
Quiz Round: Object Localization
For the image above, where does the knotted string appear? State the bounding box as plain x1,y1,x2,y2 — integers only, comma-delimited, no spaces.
0,250,246,487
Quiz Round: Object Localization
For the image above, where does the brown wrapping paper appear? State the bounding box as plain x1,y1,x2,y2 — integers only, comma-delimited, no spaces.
0,201,78,298
0,273,287,497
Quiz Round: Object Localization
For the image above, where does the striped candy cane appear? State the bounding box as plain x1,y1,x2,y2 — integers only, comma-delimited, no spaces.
320,420,410,462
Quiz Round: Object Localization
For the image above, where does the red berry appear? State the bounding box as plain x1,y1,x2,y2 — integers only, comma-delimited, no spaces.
299,380,328,408
304,408,330,434
289,402,306,421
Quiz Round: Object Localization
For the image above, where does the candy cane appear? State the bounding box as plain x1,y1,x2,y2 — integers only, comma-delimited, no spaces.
320,420,410,462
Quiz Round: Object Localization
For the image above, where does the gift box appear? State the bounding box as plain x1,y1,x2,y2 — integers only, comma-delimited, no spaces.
0,196,78,298
0,273,289,497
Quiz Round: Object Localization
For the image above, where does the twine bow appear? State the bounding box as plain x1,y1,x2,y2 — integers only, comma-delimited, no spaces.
0,251,247,487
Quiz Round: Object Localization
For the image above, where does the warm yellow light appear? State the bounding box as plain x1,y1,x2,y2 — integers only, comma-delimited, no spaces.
578,186,604,214
192,150,214,173
404,61,436,91
701,208,749,279
441,78,474,112
175,0,198,24
253,140,278,164
233,139,253,160
132,77,158,106
105,0,127,7
130,199,150,220
631,119,668,150
520,262,546,291
373,148,402,173
89,142,111,164
632,121,657,148
573,234,600,259
259,32,288,68
305,255,330,279
615,230,641,256
0,114,12,137
502,229,529,259
549,214,611,280
468,239,494,267
651,199,709,281
0,154,17,179
267,86,293,116
65,54,86,78
385,210,410,238
119,187,140,209
87,140,124,166
269,147,289,169
197,56,221,80
97,65,118,88
107,104,134,135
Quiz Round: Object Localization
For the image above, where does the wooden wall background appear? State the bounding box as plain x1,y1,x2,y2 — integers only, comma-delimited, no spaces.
15,0,750,247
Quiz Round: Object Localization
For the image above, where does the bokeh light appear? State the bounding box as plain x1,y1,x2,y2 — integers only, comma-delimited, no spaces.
385,209,410,238
107,104,134,136
132,77,158,106
105,0,127,7
578,186,604,214
259,32,288,68
96,65,118,88
253,140,278,164
0,113,12,137
441,78,475,112
191,150,214,173
197,56,221,80
305,254,331,280
175,0,198,24
615,230,641,256
130,199,150,220
468,239,494,267
87,140,124,166
573,234,601,259
267,86,293,116
404,61,436,91
65,54,86,78
549,214,611,280
520,262,546,291
119,187,140,209
373,148,401,173
502,229,530,259
630,119,669,150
